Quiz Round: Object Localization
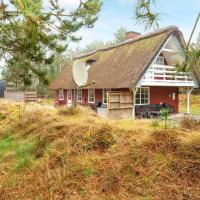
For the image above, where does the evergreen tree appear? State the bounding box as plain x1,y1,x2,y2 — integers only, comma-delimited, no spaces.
135,0,159,30
114,27,127,43
0,0,102,88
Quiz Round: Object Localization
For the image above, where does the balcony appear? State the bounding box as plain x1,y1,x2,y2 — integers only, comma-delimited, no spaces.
141,64,195,87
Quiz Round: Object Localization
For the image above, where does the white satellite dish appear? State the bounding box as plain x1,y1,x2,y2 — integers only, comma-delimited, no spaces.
72,60,88,87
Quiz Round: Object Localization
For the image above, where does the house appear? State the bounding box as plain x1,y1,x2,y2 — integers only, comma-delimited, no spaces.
0,80,6,98
50,26,199,118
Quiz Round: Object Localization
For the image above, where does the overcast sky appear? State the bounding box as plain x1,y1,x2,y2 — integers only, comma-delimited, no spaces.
58,0,200,49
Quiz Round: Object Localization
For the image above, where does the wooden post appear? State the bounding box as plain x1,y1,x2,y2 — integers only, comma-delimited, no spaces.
132,87,138,120
187,87,193,114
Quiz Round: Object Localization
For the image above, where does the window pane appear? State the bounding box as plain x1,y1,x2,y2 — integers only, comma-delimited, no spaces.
88,89,95,103
136,98,140,104
77,89,82,102
136,93,140,98
135,87,149,105
144,98,148,104
103,89,108,104
141,99,145,104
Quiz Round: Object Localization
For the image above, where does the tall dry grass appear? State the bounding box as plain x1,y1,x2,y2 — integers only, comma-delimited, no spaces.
180,117,200,130
0,100,200,200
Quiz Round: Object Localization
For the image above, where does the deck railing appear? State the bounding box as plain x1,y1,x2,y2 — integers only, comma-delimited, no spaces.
142,64,195,87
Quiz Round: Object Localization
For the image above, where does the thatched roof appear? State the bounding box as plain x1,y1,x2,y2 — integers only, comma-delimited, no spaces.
50,26,185,90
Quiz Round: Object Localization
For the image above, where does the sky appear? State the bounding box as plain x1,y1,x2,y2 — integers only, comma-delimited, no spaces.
0,0,199,73
59,0,200,49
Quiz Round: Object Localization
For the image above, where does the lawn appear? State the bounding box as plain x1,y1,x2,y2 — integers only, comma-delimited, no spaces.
179,94,200,115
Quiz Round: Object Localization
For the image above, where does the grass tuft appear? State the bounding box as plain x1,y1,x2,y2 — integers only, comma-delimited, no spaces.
180,117,200,130
57,105,80,116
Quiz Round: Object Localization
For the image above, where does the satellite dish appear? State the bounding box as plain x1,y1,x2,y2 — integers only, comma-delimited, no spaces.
72,60,88,87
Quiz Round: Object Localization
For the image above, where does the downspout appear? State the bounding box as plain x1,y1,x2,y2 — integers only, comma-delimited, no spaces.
187,87,193,114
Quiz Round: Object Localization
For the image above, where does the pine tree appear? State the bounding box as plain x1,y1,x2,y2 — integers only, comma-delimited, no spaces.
114,27,127,43
0,0,102,88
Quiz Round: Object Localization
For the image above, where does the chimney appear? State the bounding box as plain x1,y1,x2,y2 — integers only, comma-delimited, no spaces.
125,31,141,40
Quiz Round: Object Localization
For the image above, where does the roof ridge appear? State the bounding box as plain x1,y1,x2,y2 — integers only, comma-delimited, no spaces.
75,25,180,59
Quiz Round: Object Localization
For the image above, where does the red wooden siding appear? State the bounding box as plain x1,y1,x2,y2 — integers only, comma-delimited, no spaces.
150,86,179,113
55,87,179,113
94,89,103,105
82,89,88,105
54,89,67,106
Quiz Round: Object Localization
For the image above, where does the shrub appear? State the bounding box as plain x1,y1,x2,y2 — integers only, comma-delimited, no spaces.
160,108,170,129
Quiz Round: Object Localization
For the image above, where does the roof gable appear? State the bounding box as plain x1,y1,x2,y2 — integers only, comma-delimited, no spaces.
139,35,198,88
50,26,185,90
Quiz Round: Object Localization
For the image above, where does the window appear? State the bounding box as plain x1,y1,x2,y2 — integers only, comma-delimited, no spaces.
135,87,149,105
154,56,164,65
88,89,95,103
102,89,111,104
77,89,82,102
59,89,64,100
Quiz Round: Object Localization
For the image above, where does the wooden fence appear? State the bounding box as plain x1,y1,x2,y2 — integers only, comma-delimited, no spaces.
25,91,37,102
4,91,37,102
107,92,133,119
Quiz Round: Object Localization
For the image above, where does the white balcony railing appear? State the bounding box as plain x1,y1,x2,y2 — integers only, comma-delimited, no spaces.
141,64,195,87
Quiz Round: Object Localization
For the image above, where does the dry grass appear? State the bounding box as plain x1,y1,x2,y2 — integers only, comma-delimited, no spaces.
180,117,200,131
0,100,200,200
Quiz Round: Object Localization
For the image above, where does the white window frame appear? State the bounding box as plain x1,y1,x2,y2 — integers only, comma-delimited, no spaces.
102,89,111,105
135,87,150,105
59,89,64,100
76,89,83,102
88,89,95,104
